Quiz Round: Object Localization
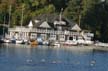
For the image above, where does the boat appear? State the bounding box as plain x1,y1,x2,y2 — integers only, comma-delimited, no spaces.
3,38,11,43
0,37,4,43
63,40,77,46
16,39,24,44
43,40,50,45
80,33,94,45
11,38,16,44
37,37,43,45
30,40,38,45
3,5,12,43
14,6,26,44
53,41,60,47
95,42,108,47
77,36,85,45
84,40,94,45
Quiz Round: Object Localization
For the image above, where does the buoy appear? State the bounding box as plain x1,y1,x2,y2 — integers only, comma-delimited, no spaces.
91,60,96,64
90,60,96,66
90,63,94,66
26,59,32,63
41,59,45,62
52,61,57,64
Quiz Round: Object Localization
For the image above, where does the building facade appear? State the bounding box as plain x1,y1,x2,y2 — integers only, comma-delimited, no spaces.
8,14,94,43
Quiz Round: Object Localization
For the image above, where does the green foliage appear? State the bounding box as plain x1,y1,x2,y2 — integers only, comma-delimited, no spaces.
63,0,97,25
50,0,69,12
82,0,108,42
0,0,55,27
0,0,108,42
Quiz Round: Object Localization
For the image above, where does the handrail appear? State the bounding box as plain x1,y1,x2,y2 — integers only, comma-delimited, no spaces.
9,28,80,35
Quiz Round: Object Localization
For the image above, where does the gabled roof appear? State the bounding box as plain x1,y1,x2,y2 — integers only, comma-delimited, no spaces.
28,21,33,28
32,14,79,30
71,24,81,31
39,21,51,28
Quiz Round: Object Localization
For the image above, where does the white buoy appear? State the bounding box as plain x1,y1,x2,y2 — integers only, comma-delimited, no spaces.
91,60,96,64
52,61,57,64
90,60,96,66
26,59,32,63
41,59,45,62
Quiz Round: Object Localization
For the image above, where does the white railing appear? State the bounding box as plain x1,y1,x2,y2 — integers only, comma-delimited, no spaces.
9,28,80,35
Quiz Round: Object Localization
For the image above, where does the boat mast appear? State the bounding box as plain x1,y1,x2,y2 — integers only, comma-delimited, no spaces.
8,5,11,34
20,5,24,39
21,5,24,30
3,16,5,38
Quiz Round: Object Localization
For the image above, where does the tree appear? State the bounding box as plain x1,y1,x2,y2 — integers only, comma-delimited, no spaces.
50,0,69,12
82,0,108,42
0,0,55,27
64,0,98,26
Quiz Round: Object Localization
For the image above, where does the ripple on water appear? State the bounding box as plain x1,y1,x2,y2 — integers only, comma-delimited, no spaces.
0,44,108,71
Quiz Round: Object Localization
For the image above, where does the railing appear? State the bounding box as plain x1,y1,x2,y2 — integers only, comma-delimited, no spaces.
0,24,8,27
9,28,30,32
9,28,80,36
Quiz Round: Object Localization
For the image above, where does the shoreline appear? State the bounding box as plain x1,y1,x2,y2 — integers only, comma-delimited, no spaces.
63,45,108,51
1,43,108,51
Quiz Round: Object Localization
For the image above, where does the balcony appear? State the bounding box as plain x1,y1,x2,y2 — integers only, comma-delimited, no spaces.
9,28,80,36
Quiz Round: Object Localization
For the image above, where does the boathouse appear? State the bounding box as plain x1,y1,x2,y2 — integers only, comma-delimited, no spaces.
8,14,93,42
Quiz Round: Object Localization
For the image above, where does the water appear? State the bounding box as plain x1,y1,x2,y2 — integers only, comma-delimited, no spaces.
0,44,108,71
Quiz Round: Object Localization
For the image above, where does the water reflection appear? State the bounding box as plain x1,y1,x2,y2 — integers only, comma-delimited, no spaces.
0,44,108,71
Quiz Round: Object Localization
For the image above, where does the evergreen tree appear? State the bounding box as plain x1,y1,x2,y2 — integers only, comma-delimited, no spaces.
82,0,108,42
0,0,55,27
50,0,69,12
63,0,96,26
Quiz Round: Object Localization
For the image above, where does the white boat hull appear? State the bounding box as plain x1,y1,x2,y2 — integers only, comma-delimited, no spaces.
95,42,108,47
16,40,24,44
4,39,11,43
64,40,77,46
43,41,49,45
53,42,60,47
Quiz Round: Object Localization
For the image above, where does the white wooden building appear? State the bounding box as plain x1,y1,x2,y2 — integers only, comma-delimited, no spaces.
8,14,94,42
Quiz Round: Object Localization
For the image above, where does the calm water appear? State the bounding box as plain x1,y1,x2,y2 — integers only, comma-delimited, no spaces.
0,44,108,71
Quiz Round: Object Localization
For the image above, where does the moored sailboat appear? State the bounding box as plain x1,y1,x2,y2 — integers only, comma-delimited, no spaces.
14,5,26,44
